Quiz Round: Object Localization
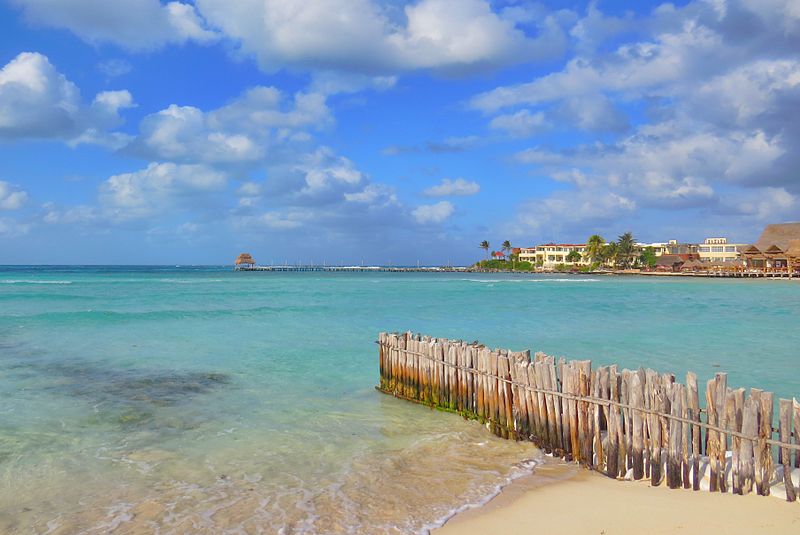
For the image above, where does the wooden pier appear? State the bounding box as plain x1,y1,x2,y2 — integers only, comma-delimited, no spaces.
234,265,468,273
377,332,800,501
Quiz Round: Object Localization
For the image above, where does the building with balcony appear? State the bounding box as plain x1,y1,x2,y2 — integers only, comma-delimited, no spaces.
695,237,746,264
520,243,589,269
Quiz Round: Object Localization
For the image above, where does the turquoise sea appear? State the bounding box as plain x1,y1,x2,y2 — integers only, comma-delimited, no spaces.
1,267,799,533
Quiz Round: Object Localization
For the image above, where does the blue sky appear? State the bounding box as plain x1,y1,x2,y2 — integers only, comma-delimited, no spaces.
0,0,798,265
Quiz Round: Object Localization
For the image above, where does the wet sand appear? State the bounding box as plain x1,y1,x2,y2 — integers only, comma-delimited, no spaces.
435,460,800,535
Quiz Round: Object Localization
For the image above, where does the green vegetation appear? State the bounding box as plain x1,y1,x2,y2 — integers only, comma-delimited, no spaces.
583,231,642,269
565,250,582,263
640,246,657,268
474,259,534,271
479,240,490,260
616,231,638,269
585,234,605,264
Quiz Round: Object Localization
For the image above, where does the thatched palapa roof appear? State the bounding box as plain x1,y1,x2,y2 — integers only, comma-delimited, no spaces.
235,253,255,265
749,222,800,253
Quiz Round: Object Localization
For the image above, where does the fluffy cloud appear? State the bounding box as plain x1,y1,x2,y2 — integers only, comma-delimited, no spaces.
128,87,329,164
0,217,30,237
509,189,635,239
195,0,566,74
99,162,227,220
296,147,364,197
412,200,454,224
477,0,800,237
423,178,480,197
0,52,134,145
0,181,28,210
11,0,217,50
489,110,548,138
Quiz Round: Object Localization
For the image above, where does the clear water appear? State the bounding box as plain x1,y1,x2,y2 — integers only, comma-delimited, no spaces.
1,267,798,534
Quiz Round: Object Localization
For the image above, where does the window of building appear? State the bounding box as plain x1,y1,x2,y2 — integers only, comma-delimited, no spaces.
711,246,724,252
699,246,710,252
725,246,736,253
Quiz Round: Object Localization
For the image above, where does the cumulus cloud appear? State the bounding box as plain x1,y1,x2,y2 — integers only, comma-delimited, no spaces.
412,200,454,224
295,147,365,197
11,0,218,50
0,52,134,145
489,109,548,137
99,162,227,220
128,87,329,164
0,181,28,210
476,0,800,236
509,189,635,239
195,0,567,75
0,217,30,237
423,178,480,197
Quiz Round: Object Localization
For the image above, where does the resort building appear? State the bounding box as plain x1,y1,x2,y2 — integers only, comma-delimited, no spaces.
741,222,800,274
517,247,537,264
696,237,746,264
637,242,671,256
527,243,590,269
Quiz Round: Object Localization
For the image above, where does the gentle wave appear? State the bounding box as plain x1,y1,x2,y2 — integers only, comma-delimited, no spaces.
420,457,541,535
0,279,73,285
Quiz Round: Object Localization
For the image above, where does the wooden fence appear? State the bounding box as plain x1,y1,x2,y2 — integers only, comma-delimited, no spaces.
376,331,800,501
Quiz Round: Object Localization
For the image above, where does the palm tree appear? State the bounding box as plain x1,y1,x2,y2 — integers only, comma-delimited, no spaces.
616,232,638,269
585,234,605,264
602,242,618,268
480,240,490,260
501,240,513,270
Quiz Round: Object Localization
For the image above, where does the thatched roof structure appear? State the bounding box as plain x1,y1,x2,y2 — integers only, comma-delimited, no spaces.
750,222,800,252
235,253,255,266
786,239,800,259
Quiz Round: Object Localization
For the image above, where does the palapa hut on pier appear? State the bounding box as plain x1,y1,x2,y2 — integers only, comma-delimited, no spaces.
235,253,256,268
741,222,800,275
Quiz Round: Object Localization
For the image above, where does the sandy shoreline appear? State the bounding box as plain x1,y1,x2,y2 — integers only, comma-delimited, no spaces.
434,459,800,534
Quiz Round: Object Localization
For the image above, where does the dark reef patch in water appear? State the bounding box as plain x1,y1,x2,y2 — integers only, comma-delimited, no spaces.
34,361,232,427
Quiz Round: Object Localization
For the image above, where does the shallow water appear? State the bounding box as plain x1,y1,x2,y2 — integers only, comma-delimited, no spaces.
1,267,799,533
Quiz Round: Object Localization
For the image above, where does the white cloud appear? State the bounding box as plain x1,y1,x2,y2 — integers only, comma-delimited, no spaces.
412,200,454,224
344,184,397,205
423,178,480,197
511,189,635,237
129,86,329,164
0,181,28,210
297,147,364,196
0,217,30,237
12,0,218,50
97,59,132,79
489,109,547,137
195,0,566,74
42,203,99,224
478,0,800,237
257,210,312,230
0,52,134,145
99,162,227,220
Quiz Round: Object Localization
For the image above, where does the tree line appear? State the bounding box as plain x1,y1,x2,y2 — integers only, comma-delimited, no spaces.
477,232,658,271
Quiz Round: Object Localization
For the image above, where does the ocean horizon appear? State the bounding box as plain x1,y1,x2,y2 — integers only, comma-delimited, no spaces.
1,266,798,533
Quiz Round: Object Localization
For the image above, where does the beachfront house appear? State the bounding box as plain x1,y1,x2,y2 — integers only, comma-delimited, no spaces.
517,247,537,264
491,251,506,261
741,222,800,274
696,237,746,264
528,243,589,269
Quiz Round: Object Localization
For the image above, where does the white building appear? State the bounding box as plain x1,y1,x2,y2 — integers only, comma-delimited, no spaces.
696,237,745,263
